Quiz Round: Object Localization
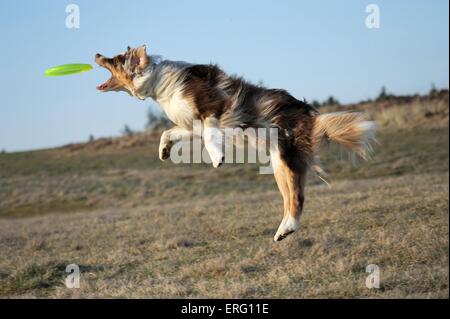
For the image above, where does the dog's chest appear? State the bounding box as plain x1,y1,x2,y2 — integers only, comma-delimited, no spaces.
157,92,194,129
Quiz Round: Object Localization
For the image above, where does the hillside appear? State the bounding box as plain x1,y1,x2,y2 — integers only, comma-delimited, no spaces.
0,91,448,298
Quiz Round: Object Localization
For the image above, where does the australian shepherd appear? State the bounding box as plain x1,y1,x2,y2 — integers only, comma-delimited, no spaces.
95,45,377,242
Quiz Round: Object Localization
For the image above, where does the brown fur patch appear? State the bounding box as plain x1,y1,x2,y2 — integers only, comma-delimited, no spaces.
180,64,317,133
181,65,228,119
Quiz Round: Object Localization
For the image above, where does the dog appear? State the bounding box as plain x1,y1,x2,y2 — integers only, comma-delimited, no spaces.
95,45,377,242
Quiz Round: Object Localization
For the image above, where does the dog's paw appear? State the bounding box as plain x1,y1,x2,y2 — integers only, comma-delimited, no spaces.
159,143,172,161
211,153,225,168
273,230,295,242
273,215,300,242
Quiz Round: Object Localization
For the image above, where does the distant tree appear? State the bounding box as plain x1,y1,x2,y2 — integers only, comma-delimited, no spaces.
88,134,95,143
122,124,134,137
311,100,321,109
1,149,5,154
377,86,389,101
145,109,172,132
429,82,438,97
324,96,340,106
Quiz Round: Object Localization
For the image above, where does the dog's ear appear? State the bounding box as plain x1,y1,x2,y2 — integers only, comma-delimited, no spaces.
134,45,149,72
126,45,149,74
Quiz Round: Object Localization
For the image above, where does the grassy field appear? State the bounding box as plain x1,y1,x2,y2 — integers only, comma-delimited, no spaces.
0,123,448,297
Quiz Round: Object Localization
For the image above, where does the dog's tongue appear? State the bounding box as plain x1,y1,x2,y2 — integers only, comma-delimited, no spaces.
97,80,112,90
97,73,113,90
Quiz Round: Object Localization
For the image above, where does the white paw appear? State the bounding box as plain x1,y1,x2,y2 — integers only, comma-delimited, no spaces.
210,150,225,168
159,142,172,161
204,127,224,168
273,215,300,242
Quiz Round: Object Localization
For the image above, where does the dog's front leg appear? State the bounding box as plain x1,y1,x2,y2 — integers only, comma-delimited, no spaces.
159,127,192,161
203,117,224,168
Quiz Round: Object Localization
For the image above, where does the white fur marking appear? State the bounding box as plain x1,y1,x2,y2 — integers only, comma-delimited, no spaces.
357,120,378,159
269,145,281,173
158,90,194,129
204,126,224,168
274,214,300,242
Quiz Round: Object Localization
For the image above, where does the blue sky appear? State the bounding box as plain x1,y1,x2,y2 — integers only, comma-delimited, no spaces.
0,0,448,152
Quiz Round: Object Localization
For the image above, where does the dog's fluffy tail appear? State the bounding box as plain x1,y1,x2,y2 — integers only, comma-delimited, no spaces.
312,112,377,160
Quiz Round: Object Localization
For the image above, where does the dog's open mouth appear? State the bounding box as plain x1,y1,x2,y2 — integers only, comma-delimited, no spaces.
95,54,114,91
96,76,113,91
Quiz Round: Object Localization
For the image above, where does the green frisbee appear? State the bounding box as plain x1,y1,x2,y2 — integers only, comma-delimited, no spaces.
45,63,93,76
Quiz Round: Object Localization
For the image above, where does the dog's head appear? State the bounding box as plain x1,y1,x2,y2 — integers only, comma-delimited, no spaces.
95,45,150,97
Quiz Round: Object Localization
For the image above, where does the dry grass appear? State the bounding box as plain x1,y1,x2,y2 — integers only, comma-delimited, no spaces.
0,172,447,298
320,91,449,130
0,98,448,298
369,99,449,129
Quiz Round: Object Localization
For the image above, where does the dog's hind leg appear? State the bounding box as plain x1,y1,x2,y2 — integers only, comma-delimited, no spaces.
273,151,307,242
272,152,291,241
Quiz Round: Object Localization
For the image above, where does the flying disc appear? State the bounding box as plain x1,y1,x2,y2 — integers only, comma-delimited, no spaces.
44,64,93,76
